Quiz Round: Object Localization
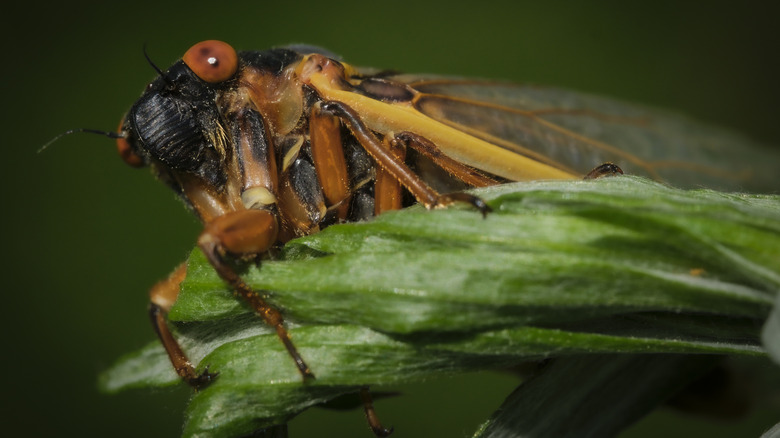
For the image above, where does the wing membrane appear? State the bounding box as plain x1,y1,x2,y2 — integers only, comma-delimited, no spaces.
392,76,778,192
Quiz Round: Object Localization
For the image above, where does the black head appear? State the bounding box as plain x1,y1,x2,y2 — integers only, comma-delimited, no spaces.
117,41,240,189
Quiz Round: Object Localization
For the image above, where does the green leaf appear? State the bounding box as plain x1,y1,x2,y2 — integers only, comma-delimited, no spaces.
100,176,780,438
762,292,780,365
471,354,721,438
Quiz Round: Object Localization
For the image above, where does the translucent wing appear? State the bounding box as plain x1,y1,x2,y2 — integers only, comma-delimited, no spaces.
389,75,779,193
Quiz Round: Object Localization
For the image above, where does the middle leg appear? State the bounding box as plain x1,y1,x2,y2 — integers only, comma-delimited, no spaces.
197,208,314,380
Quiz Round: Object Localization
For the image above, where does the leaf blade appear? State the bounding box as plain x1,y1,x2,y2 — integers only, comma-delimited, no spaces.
99,176,780,437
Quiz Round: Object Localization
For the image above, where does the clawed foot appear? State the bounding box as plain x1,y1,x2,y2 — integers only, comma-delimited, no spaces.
585,162,624,180
186,365,219,391
370,424,394,437
435,192,492,218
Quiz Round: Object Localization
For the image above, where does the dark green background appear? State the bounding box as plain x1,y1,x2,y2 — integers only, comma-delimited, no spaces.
3,1,779,437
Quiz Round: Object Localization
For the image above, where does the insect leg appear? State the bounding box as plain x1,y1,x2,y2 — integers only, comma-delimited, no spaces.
394,131,500,188
197,209,314,380
584,162,624,180
309,104,351,220
149,263,218,389
317,101,490,216
374,136,405,215
360,386,394,437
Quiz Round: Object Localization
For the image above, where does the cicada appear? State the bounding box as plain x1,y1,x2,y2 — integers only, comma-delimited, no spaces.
113,40,777,436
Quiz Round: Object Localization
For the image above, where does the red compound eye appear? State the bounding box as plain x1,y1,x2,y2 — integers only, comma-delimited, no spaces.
182,40,238,84
116,119,145,168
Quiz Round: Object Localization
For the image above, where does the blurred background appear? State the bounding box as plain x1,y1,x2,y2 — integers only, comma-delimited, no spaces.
3,0,779,436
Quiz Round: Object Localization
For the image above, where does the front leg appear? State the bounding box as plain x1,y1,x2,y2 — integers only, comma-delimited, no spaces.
317,101,491,217
149,263,218,390
197,208,315,380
